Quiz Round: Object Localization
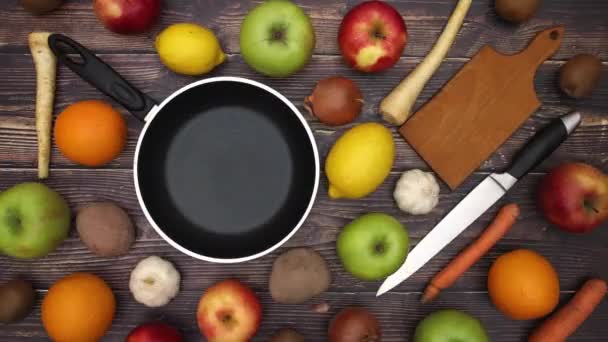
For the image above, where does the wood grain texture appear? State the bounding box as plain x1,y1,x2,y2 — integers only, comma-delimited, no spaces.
2,236,606,295
0,170,606,293
1,290,606,342
0,53,606,171
1,0,607,59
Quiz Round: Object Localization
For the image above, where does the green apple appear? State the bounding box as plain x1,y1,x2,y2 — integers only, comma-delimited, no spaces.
239,0,315,77
414,310,489,342
337,213,409,280
0,182,71,259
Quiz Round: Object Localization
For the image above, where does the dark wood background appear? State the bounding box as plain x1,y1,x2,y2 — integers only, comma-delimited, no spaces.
1,0,607,341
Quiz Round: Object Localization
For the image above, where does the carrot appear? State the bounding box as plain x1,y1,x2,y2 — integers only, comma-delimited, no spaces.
421,203,520,303
528,278,607,342
29,32,57,179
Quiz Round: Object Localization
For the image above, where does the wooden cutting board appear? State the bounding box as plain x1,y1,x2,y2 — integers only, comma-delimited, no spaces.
400,26,564,190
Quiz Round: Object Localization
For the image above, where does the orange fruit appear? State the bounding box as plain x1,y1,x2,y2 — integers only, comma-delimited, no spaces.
42,273,116,342
488,249,560,320
54,100,127,167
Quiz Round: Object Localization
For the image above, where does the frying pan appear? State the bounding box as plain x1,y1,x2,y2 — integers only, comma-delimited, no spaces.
47,34,319,263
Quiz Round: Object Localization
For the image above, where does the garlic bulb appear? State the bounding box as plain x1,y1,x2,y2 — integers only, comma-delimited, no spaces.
129,256,181,307
394,169,440,215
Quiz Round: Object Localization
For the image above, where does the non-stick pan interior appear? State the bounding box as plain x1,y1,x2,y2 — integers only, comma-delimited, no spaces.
136,80,317,260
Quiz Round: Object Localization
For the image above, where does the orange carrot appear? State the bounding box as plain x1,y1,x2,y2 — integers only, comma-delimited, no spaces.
528,278,607,342
421,203,520,303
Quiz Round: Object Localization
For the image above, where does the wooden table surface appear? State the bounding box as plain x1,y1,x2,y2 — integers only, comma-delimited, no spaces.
1,0,607,341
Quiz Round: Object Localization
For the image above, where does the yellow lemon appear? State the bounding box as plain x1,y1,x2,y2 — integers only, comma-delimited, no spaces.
326,122,395,199
156,23,226,76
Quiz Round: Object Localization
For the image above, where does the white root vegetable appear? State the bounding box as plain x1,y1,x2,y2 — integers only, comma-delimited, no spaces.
379,0,472,126
29,32,57,179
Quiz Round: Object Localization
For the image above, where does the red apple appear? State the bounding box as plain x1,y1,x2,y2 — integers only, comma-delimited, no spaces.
539,162,608,233
197,279,262,342
338,1,407,72
126,322,183,342
94,0,161,34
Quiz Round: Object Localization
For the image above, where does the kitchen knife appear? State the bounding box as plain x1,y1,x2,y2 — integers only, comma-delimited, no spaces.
377,112,582,297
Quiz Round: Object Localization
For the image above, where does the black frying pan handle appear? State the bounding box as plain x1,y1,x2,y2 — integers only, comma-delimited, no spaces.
47,34,157,121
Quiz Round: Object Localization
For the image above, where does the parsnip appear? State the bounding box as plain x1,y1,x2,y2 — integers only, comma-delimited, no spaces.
379,0,472,126
28,32,57,179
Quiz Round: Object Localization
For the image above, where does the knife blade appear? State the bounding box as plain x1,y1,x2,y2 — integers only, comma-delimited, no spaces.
377,112,582,297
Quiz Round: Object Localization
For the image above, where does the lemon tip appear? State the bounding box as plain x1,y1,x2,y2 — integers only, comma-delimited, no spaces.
328,185,343,199
217,50,226,65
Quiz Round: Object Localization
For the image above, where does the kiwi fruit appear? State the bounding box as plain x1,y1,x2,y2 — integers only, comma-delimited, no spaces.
0,279,35,323
559,54,602,98
20,0,64,15
270,329,305,342
269,248,331,304
76,202,135,257
495,0,541,23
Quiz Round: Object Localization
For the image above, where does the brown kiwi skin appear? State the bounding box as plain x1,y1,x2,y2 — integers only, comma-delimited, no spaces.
559,54,602,99
76,202,135,257
495,0,542,23
0,279,36,323
20,0,64,15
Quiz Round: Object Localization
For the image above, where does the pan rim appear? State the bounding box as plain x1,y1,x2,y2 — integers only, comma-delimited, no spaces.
133,76,320,263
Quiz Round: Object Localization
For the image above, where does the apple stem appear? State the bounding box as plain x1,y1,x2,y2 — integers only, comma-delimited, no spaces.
5,209,22,233
374,243,385,254
371,23,386,40
270,25,287,43
584,199,600,214
219,312,234,324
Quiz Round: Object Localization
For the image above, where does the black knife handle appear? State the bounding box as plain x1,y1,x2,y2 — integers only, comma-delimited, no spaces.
506,112,581,179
